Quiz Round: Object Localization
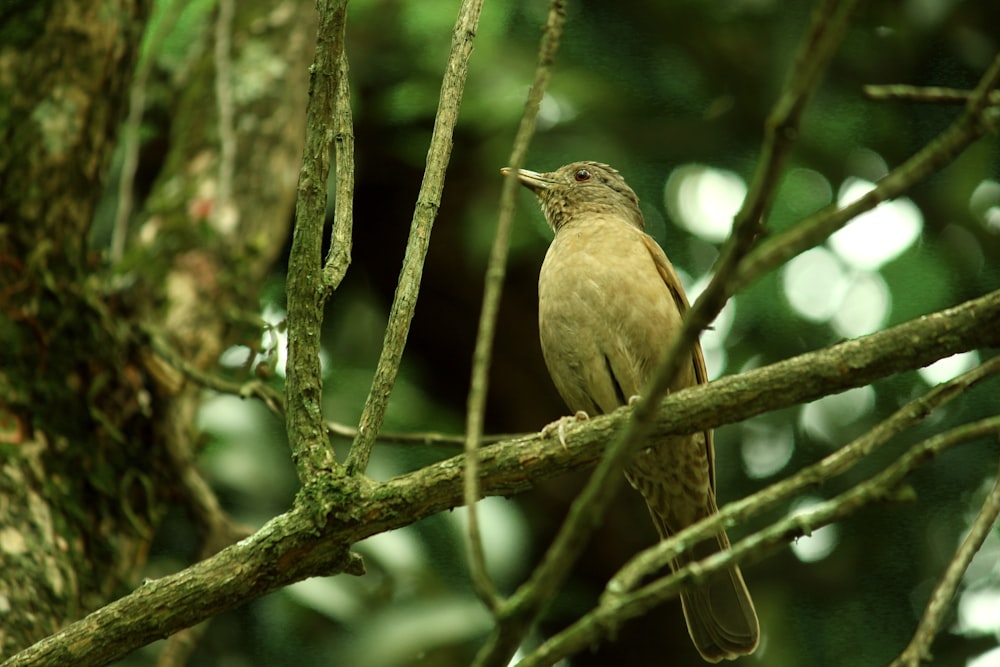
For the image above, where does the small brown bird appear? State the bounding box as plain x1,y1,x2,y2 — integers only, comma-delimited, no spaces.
503,161,759,662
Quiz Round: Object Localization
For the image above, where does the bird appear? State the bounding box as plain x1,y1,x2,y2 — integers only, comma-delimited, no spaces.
502,161,759,662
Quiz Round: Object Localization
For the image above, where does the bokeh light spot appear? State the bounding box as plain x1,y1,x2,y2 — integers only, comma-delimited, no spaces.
789,497,840,562
665,164,746,243
918,350,980,385
801,386,876,444
782,247,847,322
741,421,795,479
831,271,891,338
830,178,923,270
782,167,833,215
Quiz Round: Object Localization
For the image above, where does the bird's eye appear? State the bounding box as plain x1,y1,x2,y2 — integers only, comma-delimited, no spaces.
574,169,591,182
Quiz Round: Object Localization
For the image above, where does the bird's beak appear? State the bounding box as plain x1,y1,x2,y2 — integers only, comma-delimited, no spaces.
500,167,554,193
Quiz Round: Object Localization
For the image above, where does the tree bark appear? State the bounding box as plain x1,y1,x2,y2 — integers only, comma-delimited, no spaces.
5,286,999,666
0,0,316,656
0,1,153,653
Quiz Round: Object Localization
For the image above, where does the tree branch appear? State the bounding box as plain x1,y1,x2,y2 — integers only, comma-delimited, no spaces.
4,290,998,667
346,0,486,475
474,4,859,663
517,417,1000,667
734,51,1000,288
464,0,567,613
610,354,1000,595
864,84,1000,106
322,49,355,293
888,464,1000,667
284,0,348,485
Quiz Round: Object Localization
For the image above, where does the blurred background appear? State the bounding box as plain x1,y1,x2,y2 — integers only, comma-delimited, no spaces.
97,0,1000,665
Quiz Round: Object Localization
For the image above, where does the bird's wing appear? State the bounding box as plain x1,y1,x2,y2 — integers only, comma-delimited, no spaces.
639,232,717,491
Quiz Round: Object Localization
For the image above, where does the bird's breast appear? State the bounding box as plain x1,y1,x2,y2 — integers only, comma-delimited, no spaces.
537,216,688,413
539,217,679,328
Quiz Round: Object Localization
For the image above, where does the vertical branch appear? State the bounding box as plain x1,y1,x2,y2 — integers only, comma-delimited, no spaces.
214,0,237,230
285,0,349,485
323,50,355,292
111,0,185,263
463,0,567,611
345,0,485,475
889,465,1000,667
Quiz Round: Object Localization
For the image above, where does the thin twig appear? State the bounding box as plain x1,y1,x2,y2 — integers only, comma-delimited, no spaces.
285,0,349,485
326,421,523,446
463,0,567,614
214,0,237,233
149,333,525,447
741,0,860,235
322,49,355,292
734,52,1000,289
889,464,1000,667
111,0,186,262
864,84,1000,106
345,0,486,476
518,417,1000,667
147,331,285,414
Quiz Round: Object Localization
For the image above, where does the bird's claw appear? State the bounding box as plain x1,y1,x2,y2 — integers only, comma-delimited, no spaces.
541,411,590,450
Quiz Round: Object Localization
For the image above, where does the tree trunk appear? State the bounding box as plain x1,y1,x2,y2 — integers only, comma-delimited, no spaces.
0,0,316,655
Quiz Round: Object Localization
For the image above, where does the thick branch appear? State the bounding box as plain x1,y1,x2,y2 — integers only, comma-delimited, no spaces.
5,290,998,667
285,1,348,484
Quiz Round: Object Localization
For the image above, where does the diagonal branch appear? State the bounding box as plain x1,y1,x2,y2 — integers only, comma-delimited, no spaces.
346,0,486,475
464,0,567,612
888,464,1000,667
734,51,1000,289
474,3,861,664
517,417,1000,667
4,290,998,667
610,354,1000,595
740,0,860,237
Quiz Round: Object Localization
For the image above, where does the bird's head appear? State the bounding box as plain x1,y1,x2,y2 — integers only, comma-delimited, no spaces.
501,161,644,232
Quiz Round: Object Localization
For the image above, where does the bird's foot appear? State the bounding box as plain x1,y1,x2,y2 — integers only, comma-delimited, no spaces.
627,394,642,406
541,411,590,450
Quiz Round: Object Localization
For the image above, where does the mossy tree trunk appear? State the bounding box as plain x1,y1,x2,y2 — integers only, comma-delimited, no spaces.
0,0,316,656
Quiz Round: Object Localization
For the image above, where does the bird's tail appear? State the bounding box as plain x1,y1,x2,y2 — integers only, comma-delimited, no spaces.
677,529,759,662
648,510,760,662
